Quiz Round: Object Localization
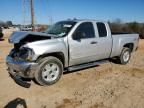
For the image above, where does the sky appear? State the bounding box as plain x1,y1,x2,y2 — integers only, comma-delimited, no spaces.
0,0,144,24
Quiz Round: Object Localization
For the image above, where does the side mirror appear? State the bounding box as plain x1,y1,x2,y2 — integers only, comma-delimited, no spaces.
72,31,84,40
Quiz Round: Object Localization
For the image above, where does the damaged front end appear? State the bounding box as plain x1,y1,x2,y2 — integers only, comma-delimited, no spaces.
8,31,53,62
6,31,53,87
6,50,38,88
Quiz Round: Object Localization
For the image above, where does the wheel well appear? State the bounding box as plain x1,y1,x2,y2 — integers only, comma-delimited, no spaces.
123,43,134,52
37,52,65,66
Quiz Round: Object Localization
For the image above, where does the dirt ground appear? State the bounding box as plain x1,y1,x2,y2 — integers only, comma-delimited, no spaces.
0,29,144,108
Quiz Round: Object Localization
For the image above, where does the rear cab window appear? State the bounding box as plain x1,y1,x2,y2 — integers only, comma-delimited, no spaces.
96,22,107,37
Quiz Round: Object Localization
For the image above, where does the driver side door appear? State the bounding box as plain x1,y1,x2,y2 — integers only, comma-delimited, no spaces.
68,22,99,66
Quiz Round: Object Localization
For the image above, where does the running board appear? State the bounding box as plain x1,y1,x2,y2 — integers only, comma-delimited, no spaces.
68,60,109,71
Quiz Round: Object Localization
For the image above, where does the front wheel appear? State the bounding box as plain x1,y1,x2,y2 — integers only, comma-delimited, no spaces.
35,56,63,86
118,47,131,65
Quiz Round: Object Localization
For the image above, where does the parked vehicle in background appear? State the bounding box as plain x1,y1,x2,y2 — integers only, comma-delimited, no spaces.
6,19,139,87
20,25,32,31
0,27,3,39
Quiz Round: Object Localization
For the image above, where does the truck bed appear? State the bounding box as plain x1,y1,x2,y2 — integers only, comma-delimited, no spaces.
110,33,139,58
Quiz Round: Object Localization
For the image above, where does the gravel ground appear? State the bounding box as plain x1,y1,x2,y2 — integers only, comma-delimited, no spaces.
0,29,144,108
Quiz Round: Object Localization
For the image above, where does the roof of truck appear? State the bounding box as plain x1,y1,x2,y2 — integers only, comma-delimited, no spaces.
66,19,106,22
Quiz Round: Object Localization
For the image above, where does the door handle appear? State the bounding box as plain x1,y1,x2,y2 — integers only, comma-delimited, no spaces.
90,41,98,44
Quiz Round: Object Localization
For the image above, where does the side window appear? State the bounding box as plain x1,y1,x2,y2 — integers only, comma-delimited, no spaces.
97,22,107,37
74,22,95,39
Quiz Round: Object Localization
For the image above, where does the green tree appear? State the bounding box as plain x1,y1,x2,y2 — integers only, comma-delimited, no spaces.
128,22,140,33
140,24,144,39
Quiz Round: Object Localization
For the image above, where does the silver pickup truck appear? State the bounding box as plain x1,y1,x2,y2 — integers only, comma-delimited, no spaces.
6,19,139,87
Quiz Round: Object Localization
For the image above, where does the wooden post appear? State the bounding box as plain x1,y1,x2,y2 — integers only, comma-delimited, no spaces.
30,0,35,31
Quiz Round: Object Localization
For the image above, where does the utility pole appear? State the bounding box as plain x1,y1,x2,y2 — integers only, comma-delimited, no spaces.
30,0,35,31
23,0,26,26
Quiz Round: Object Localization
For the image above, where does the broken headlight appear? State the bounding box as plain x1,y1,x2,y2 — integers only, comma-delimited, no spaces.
19,47,34,61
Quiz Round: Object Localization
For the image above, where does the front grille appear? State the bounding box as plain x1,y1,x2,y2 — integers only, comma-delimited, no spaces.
9,48,21,61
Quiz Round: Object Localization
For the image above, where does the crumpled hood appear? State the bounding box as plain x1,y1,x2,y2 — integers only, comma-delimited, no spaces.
9,31,55,44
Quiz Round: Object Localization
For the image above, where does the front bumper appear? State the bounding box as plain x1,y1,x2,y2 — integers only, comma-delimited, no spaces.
9,71,31,88
6,56,38,78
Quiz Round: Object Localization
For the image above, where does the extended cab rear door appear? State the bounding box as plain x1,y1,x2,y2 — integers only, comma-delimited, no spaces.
94,22,112,60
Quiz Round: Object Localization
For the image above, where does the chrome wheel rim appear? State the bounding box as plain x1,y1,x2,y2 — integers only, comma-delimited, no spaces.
123,51,130,62
42,63,59,82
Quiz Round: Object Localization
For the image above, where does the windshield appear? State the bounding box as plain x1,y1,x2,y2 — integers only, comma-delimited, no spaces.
44,21,76,37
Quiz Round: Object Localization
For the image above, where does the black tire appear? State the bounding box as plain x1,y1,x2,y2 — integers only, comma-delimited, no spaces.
35,56,63,86
118,47,131,65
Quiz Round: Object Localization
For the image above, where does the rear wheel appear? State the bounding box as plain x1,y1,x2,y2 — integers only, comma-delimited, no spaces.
118,47,131,65
35,56,63,86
